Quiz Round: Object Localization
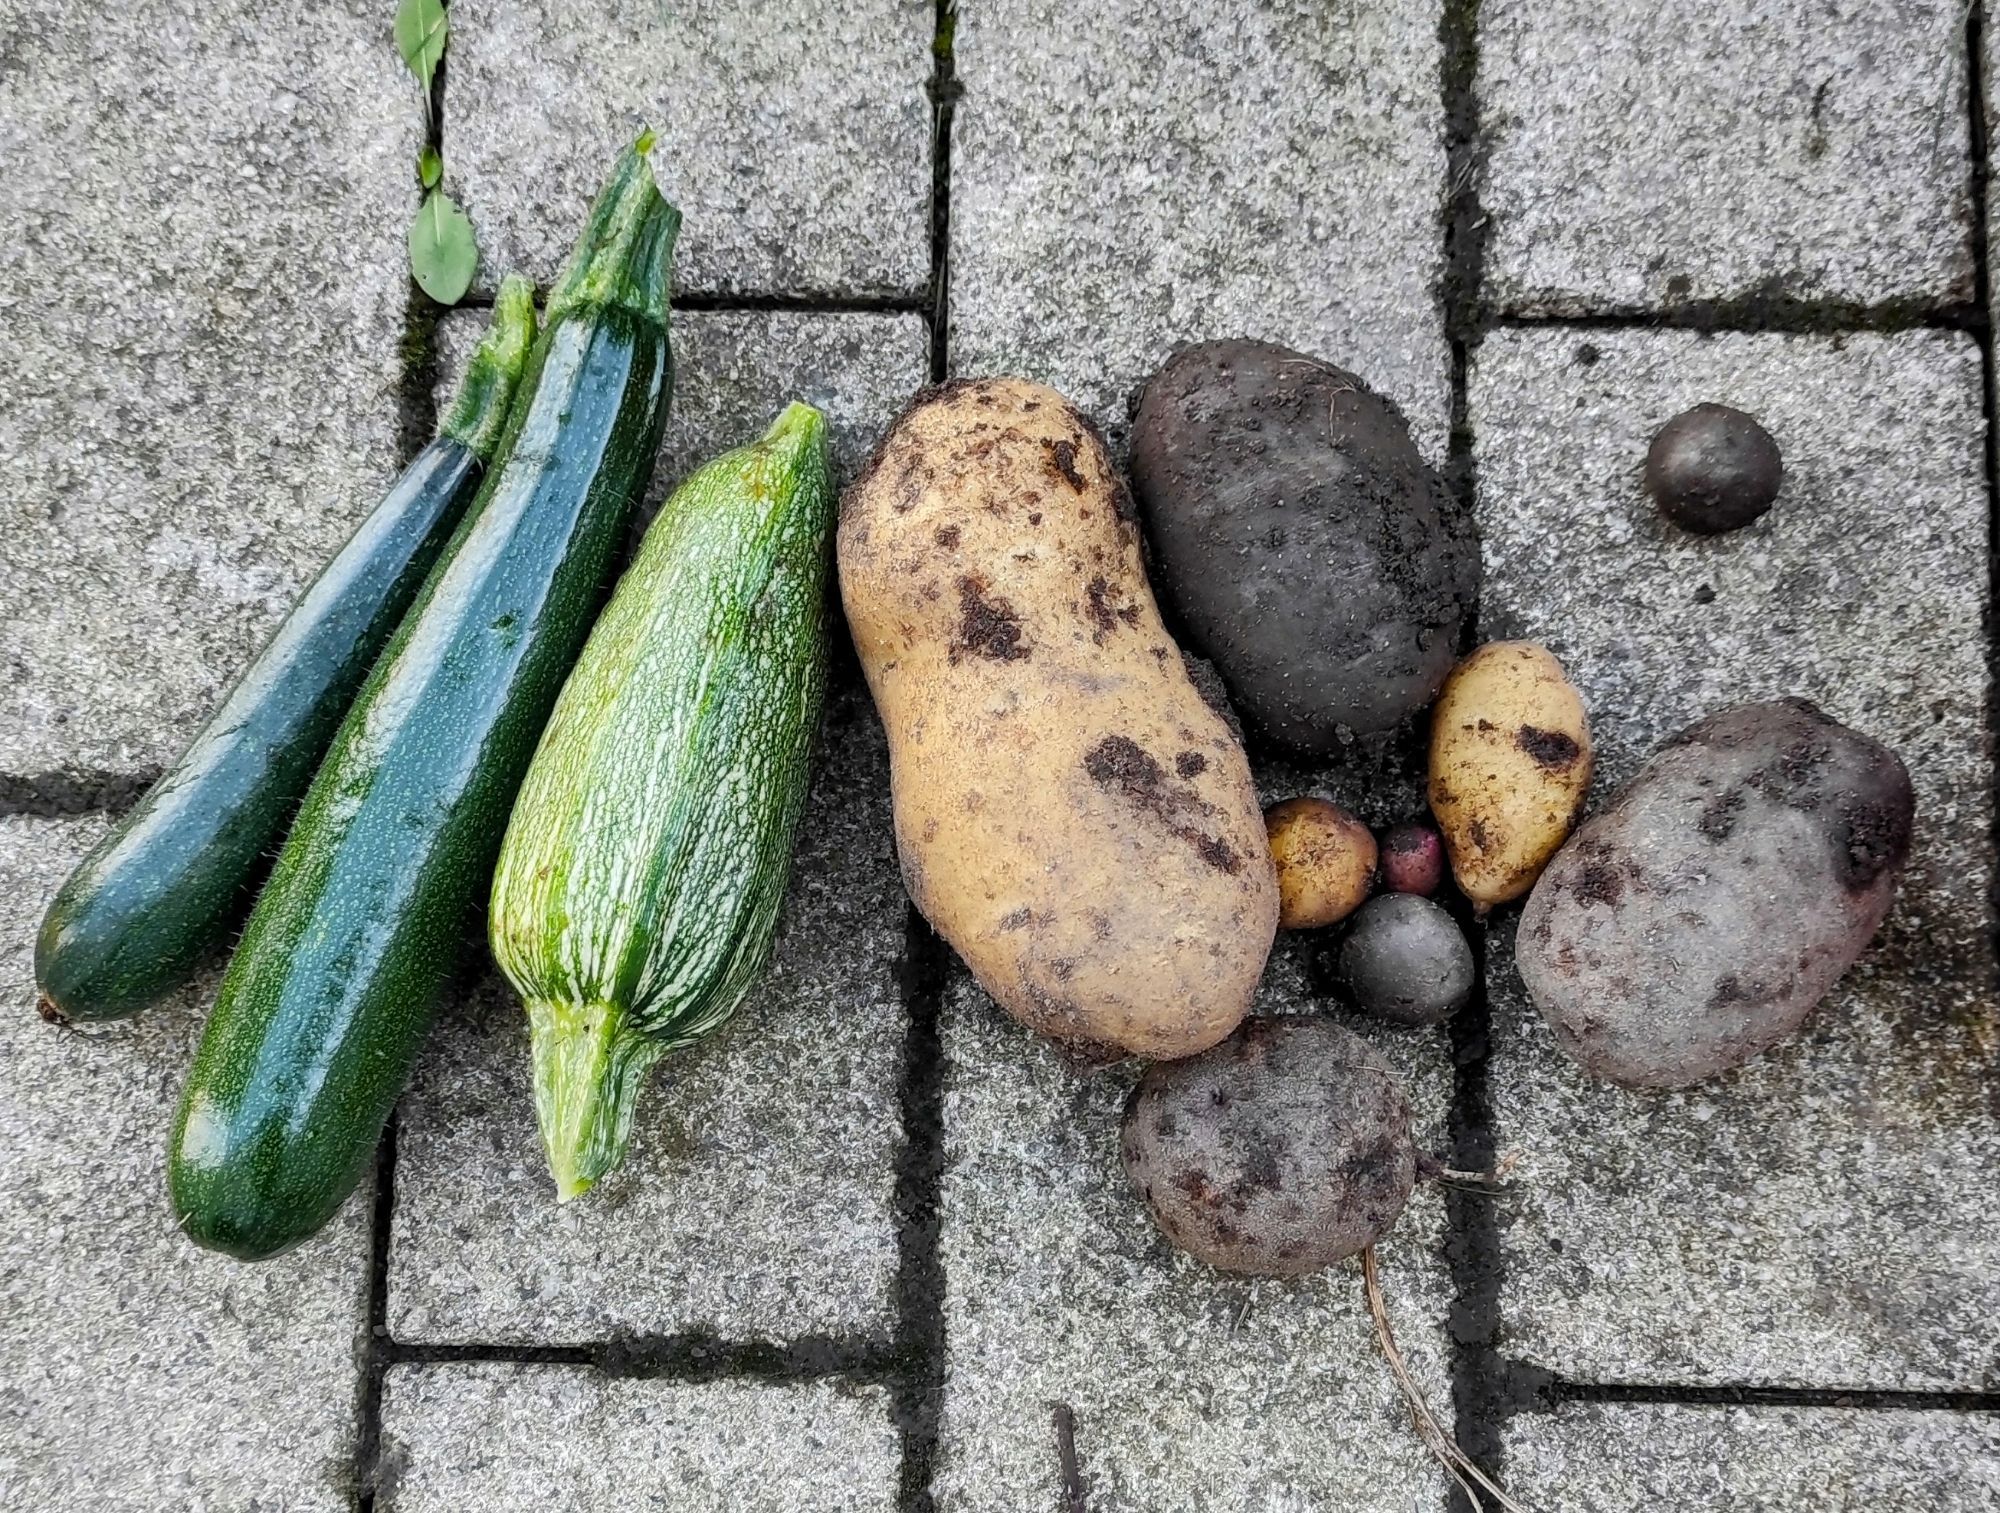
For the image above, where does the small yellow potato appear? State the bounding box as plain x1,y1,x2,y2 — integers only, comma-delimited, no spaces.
1264,798,1376,928
838,377,1279,1060
1428,641,1591,910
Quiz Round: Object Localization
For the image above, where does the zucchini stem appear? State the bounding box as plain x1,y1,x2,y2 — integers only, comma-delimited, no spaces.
544,130,682,333
527,997,669,1202
439,273,539,462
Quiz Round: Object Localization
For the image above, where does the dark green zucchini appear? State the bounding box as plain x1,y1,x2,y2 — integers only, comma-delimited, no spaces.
168,137,679,1260
34,278,538,1023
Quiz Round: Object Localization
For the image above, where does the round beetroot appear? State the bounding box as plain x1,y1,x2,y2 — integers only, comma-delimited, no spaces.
1120,1016,1416,1276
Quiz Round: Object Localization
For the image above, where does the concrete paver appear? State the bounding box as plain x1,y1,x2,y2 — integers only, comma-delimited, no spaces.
0,818,371,1511
933,967,1459,1512
1504,1401,2000,1511
1479,0,1974,312
387,682,907,1344
0,0,415,776
6,2,2000,1506
376,1362,902,1511
949,0,1452,454
444,0,933,298
1470,328,1999,1388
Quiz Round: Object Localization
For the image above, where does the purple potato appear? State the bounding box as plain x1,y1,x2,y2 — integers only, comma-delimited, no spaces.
1380,821,1446,896
1338,894,1474,1027
1130,340,1479,751
1646,403,1783,535
1120,1016,1416,1276
1519,698,1913,1087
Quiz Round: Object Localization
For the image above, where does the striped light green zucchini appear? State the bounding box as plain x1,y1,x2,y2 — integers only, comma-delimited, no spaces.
489,402,836,1199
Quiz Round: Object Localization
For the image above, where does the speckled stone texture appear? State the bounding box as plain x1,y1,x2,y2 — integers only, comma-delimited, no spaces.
948,0,1451,455
443,0,932,298
0,0,414,777
375,1363,901,1511
1478,0,1974,312
386,682,906,1343
0,818,370,1511
430,306,930,525
1471,328,1998,1388
1505,1401,2000,1510
933,957,1460,1512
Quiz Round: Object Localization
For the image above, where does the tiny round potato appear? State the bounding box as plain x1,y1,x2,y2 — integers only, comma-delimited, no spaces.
1646,403,1782,534
1429,642,1592,910
1379,821,1445,896
1121,1016,1416,1276
1265,797,1376,928
1338,894,1474,1026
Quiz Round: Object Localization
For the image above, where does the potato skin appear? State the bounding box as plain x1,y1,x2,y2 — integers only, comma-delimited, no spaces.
1121,1016,1416,1276
1130,340,1479,751
838,378,1278,1059
1519,698,1914,1088
1338,894,1473,1027
1429,642,1592,909
1265,797,1375,928
1380,821,1445,896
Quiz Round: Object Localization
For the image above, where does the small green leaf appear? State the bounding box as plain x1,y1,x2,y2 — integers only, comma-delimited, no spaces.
393,0,449,92
409,189,477,304
417,145,442,189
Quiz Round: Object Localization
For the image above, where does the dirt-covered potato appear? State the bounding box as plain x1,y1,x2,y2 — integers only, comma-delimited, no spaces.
1265,797,1375,928
839,378,1279,1059
1130,340,1479,752
1120,1016,1416,1276
1429,642,1592,910
1520,698,1915,1088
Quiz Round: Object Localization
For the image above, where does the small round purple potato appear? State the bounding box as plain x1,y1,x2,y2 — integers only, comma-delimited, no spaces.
1379,821,1445,896
1337,895,1474,1026
1645,403,1782,534
1266,797,1376,928
1121,1016,1415,1276
1521,697,1914,1087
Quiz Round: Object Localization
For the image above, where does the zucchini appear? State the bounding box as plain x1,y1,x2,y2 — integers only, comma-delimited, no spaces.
489,402,835,1199
168,138,680,1259
33,278,538,1023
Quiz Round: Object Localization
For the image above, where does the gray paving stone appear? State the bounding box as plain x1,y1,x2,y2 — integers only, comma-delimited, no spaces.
376,1362,901,1511
0,0,415,776
1504,1401,2000,1511
948,0,1451,456
1479,0,1974,312
1470,328,1999,1388
0,817,371,1511
443,0,932,299
934,965,1462,1511
387,682,906,1343
432,306,930,524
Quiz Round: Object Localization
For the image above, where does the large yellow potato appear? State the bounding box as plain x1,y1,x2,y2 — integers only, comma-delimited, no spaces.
839,377,1278,1058
1428,641,1591,909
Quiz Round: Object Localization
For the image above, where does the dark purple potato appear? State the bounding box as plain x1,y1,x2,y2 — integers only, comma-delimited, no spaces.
1130,340,1479,752
1380,821,1445,896
1520,698,1913,1087
1645,403,1783,534
1120,1016,1416,1276
1337,894,1473,1026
